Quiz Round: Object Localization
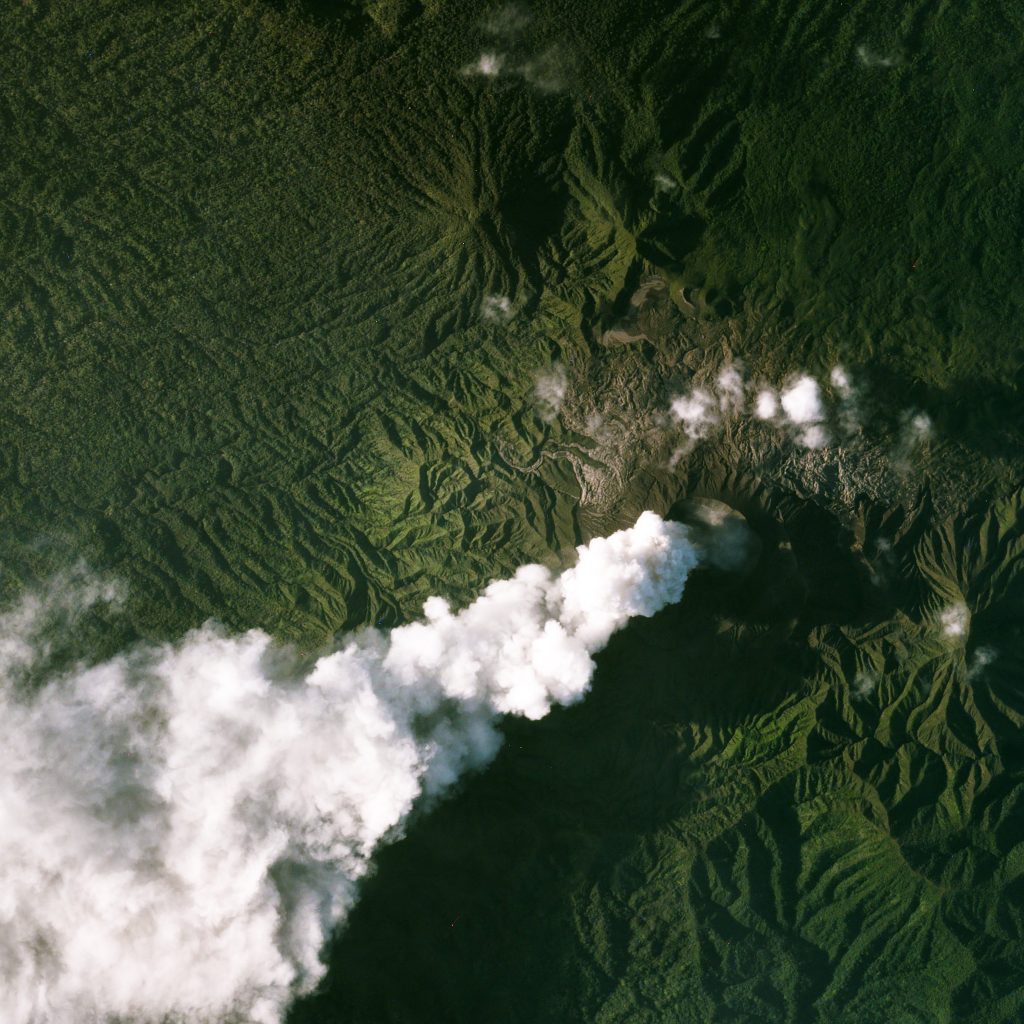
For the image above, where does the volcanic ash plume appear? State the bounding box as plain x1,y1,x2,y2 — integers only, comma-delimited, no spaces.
0,512,697,1024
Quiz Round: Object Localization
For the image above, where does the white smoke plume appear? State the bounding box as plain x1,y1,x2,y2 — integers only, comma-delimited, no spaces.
0,513,697,1024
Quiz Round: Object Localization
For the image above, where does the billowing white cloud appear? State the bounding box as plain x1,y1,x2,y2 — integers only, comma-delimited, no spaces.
0,514,698,1024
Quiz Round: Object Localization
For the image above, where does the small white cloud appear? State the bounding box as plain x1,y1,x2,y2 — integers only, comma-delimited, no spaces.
830,365,852,397
670,388,717,439
667,444,691,470
830,364,862,435
465,42,566,93
908,412,932,440
480,293,514,322
893,410,933,472
754,388,778,420
534,364,568,422
654,173,678,193
520,48,564,92
482,4,531,37
780,376,824,425
940,603,969,638
851,670,877,701
968,646,997,679
668,366,744,445
855,44,899,68
717,364,745,416
462,52,505,77
780,376,829,447
798,424,829,449
583,411,619,446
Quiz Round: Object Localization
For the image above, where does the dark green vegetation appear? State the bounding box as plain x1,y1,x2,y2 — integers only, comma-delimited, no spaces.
2,0,1023,1020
